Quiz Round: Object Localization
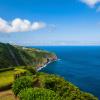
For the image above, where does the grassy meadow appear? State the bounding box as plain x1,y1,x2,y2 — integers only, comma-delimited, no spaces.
0,68,26,90
0,70,14,90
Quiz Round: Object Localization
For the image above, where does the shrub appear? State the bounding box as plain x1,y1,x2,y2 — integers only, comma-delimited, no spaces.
18,88,61,100
80,92,98,100
12,76,33,95
24,66,36,75
38,74,98,100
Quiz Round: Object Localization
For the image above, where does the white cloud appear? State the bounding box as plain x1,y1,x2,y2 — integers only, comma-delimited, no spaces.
0,18,46,33
31,22,46,31
80,0,100,7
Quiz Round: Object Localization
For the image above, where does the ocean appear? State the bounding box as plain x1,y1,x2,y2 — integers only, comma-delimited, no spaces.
30,46,100,98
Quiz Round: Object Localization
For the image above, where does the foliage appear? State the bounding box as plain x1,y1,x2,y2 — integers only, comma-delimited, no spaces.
38,73,98,100
11,72,98,99
12,76,33,95
80,92,98,100
0,43,16,68
18,88,61,100
24,66,36,75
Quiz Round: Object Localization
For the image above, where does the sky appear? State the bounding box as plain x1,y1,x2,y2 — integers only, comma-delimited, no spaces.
0,0,100,45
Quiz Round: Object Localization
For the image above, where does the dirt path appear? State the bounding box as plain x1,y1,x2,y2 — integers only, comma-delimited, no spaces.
0,90,18,100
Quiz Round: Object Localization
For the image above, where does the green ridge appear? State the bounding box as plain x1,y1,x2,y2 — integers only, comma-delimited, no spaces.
0,43,56,69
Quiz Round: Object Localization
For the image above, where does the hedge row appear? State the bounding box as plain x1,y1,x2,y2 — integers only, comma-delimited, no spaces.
0,67,14,72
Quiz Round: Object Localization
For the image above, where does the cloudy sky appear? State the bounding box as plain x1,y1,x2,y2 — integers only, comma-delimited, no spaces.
0,0,100,45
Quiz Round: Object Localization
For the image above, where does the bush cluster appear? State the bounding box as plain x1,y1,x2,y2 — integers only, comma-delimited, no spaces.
18,88,61,100
24,66,36,75
12,76,33,95
12,73,98,100
38,73,98,100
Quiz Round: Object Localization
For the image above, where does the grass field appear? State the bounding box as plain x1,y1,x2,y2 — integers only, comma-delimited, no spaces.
0,68,26,100
0,70,14,90
0,68,26,91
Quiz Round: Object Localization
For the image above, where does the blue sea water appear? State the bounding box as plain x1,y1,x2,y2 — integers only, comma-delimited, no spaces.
31,46,100,98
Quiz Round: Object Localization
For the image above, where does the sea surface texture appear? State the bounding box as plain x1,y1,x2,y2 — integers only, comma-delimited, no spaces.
31,46,100,98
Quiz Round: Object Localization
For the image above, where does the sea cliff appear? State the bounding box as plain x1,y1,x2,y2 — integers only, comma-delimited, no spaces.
0,42,57,70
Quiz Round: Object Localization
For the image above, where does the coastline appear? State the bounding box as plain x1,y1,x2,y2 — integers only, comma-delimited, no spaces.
37,59,57,71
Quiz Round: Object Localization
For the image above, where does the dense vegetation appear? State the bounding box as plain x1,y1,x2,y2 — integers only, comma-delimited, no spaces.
12,76,33,95
12,70,98,100
37,73,98,100
18,88,61,100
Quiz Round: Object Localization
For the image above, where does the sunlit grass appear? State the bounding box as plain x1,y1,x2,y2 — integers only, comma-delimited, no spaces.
0,70,14,89
0,68,26,89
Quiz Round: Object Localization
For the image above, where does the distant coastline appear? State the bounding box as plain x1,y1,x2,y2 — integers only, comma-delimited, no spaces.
37,59,58,71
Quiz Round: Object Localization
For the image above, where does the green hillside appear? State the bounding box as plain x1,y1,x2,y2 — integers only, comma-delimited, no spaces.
0,43,98,100
0,43,56,69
